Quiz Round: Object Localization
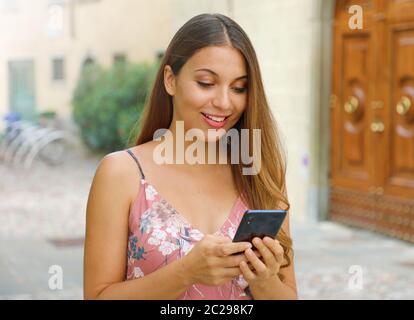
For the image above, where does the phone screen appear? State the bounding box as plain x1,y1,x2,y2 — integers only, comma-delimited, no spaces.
232,209,287,243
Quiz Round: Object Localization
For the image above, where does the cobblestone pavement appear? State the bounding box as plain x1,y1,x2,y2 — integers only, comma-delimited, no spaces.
0,143,413,299
292,222,414,299
0,140,101,299
0,144,103,240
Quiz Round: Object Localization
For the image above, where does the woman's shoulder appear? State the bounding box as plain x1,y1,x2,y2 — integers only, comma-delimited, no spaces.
99,149,139,178
126,140,161,172
128,140,157,159
93,147,148,206
99,140,155,172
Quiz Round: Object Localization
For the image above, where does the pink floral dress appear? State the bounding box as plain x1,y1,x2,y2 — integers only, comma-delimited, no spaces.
125,149,253,300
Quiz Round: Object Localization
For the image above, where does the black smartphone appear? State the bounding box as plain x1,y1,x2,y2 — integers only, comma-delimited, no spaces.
232,209,287,243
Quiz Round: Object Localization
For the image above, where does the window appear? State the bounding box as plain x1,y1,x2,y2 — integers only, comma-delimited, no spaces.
113,53,127,65
52,57,65,81
82,56,95,69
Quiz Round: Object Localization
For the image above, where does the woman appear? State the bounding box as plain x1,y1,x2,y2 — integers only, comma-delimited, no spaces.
84,13,297,300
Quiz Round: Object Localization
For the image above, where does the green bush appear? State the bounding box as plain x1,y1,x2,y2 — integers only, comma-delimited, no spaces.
72,61,157,152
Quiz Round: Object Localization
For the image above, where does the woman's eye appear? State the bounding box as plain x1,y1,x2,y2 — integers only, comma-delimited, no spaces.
233,87,247,94
197,81,213,87
197,81,246,94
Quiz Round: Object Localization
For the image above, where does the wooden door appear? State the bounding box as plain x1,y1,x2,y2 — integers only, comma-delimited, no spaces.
330,0,414,242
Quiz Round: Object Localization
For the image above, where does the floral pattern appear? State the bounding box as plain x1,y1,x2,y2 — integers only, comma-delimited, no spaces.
133,266,144,278
125,179,253,300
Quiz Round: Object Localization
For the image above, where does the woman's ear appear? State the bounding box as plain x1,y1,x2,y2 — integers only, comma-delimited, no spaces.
164,65,176,96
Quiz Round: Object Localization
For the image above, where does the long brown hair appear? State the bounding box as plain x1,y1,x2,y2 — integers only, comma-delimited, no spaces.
134,13,292,276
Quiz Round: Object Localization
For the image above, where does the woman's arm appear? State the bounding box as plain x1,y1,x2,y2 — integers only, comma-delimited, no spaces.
92,259,192,300
83,152,193,299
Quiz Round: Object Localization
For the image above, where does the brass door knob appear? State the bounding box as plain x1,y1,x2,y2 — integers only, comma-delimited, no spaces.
370,120,385,133
376,187,384,195
344,96,359,113
396,96,411,115
369,186,384,195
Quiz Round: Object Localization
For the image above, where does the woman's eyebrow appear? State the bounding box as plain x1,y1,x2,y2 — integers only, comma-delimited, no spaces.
194,68,247,80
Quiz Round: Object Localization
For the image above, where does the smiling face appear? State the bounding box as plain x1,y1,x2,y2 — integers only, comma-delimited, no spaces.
164,45,248,142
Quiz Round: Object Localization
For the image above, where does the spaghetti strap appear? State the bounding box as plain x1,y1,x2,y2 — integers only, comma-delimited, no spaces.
126,149,145,180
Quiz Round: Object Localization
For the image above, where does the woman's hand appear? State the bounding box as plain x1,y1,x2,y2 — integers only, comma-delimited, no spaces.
239,236,285,287
181,234,254,287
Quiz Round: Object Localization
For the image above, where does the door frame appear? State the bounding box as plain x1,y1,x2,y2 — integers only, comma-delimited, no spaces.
309,0,335,222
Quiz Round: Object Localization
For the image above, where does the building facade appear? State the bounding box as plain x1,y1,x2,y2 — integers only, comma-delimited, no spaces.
0,0,171,120
2,0,414,241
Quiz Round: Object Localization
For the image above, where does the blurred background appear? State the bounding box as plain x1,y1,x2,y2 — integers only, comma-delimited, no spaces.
0,0,413,299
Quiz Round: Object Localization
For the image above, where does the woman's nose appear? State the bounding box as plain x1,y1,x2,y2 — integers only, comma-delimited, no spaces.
212,87,232,110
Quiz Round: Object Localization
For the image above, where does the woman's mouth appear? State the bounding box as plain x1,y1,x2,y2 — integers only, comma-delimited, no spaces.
201,112,230,128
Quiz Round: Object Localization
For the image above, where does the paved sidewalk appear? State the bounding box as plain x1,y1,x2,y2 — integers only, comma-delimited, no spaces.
0,145,103,239
0,237,83,299
0,143,96,299
292,221,414,299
